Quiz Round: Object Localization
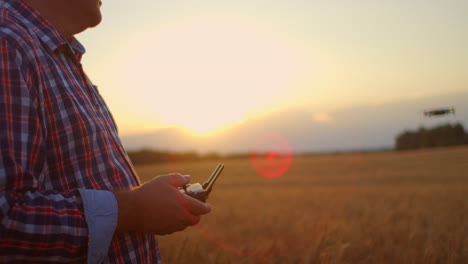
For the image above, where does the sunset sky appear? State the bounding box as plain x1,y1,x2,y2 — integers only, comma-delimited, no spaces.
78,0,467,140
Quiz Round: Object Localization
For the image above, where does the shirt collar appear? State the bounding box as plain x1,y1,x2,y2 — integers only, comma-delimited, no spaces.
1,0,86,59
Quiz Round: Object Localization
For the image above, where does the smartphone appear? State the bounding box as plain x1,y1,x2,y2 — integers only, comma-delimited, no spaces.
179,163,224,202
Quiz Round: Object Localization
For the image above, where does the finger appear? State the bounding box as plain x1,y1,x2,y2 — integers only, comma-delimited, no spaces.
181,195,212,216
164,173,191,187
186,214,201,226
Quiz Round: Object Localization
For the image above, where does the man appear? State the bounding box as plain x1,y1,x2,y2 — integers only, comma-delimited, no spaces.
0,0,211,263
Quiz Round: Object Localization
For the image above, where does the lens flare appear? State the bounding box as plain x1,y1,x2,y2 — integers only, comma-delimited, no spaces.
172,146,363,261
249,133,293,178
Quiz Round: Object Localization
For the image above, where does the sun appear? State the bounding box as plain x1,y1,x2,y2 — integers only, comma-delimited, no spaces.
117,15,306,134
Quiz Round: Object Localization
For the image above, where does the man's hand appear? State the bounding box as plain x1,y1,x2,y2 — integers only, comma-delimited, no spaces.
114,174,211,235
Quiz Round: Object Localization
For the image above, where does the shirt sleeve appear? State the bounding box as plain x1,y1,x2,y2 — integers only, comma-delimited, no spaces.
78,189,118,264
0,39,89,261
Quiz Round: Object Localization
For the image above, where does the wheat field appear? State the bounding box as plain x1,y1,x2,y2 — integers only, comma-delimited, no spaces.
134,146,468,264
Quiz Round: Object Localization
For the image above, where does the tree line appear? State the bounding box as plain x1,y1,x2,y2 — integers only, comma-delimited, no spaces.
126,149,250,165
395,123,468,150
127,123,468,164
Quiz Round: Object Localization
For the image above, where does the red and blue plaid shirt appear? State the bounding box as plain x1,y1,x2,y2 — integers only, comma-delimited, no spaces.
0,0,160,262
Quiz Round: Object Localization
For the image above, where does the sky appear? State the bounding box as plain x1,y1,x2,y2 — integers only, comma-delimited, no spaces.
77,0,468,150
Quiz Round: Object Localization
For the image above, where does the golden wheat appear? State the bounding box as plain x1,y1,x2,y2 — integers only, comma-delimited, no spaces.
135,146,468,264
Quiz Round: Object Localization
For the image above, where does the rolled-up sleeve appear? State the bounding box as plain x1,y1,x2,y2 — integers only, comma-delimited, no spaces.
78,189,118,264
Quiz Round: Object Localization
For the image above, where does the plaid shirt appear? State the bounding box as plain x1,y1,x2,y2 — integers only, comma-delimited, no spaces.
0,0,160,263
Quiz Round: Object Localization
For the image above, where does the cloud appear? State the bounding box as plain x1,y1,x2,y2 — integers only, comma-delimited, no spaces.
121,91,468,154
312,113,334,123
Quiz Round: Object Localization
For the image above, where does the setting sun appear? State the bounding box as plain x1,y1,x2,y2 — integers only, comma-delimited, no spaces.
111,15,310,134
79,0,467,141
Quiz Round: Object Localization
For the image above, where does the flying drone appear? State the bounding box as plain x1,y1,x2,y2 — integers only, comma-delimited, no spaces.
424,107,455,117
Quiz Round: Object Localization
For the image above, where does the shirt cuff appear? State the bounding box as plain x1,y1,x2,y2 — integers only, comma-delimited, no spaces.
78,189,118,264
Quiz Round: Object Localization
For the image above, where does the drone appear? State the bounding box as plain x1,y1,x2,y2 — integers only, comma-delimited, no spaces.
424,107,455,117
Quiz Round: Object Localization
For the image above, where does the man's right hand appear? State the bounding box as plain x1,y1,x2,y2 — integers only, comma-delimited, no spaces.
114,173,211,235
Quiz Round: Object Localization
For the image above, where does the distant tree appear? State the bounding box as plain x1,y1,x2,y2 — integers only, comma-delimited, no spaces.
202,152,221,160
127,149,217,165
395,123,467,150
127,149,172,164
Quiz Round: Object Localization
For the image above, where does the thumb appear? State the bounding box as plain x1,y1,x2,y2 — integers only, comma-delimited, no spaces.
166,173,191,187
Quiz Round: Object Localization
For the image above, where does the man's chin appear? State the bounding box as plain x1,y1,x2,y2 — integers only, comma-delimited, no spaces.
88,14,103,29
73,17,102,35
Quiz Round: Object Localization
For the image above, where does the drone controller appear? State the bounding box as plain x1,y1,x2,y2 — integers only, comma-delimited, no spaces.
179,163,224,202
